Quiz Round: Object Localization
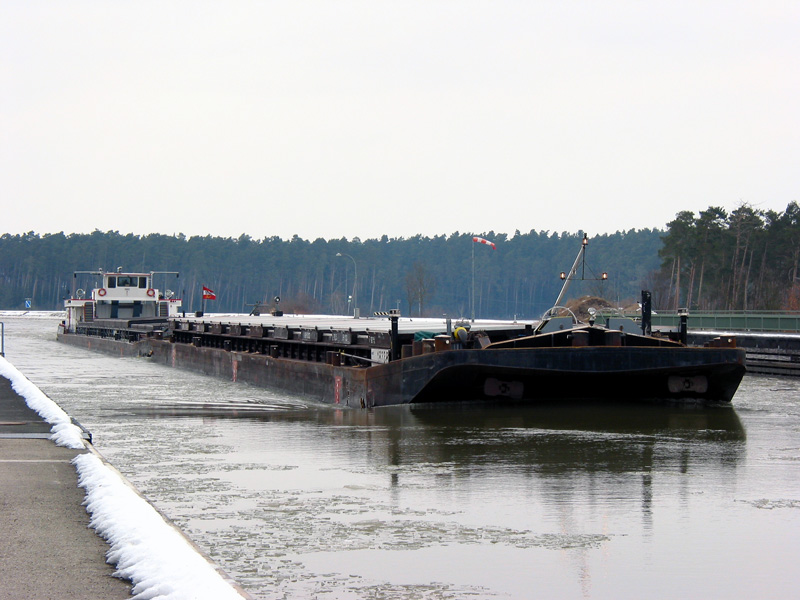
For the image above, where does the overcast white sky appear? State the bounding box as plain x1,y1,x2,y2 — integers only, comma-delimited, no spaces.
2,1,798,241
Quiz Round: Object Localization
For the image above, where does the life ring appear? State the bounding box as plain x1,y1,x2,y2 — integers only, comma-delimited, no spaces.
97,288,107,297
147,288,156,297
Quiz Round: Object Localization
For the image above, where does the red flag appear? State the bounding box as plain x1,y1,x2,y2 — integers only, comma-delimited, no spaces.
202,286,216,300
472,236,496,250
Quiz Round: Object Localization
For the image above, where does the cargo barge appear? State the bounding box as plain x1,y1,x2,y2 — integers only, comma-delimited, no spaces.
57,268,747,407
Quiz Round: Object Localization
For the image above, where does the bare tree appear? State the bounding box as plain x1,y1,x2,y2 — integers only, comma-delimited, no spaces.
405,262,437,316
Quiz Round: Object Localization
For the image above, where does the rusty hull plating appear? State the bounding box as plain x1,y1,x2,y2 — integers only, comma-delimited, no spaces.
57,314,746,407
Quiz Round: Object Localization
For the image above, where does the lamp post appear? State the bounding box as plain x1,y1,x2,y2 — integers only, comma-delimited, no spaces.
336,252,357,317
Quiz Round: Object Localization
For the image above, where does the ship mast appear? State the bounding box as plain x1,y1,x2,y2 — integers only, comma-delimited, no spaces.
553,234,589,309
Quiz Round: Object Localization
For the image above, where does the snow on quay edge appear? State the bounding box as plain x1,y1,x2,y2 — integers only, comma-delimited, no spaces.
0,355,246,600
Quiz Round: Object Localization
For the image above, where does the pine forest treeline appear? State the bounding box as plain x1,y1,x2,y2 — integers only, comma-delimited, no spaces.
2,205,797,318
656,202,800,311
1,229,663,318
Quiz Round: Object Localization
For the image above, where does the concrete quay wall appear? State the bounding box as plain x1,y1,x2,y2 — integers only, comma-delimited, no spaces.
0,360,252,600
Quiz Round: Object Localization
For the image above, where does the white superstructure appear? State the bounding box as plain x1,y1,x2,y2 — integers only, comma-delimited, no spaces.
63,269,182,332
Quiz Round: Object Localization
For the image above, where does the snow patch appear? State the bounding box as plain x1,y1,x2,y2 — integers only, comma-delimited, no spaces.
0,355,85,448
73,452,246,600
0,310,65,319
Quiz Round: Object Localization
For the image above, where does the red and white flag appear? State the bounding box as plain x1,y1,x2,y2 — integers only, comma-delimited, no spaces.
472,236,496,250
202,286,216,300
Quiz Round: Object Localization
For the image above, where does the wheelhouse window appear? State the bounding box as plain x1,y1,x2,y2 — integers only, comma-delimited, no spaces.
112,276,148,288
104,275,149,289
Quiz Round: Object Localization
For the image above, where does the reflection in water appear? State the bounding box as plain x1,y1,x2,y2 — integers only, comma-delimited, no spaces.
141,398,746,436
140,399,746,477
136,399,747,551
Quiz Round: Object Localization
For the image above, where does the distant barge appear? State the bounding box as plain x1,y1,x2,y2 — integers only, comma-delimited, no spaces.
57,269,746,407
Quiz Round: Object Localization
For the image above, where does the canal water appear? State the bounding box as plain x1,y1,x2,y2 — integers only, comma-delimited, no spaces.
3,315,800,599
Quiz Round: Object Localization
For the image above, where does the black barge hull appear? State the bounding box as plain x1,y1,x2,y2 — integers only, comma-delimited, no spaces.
57,331,746,407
